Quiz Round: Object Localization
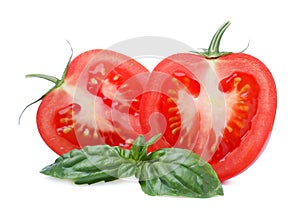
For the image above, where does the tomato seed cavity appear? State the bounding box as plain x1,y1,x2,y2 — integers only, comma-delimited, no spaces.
210,72,259,163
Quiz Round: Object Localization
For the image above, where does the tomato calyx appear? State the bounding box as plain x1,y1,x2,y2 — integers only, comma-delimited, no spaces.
193,21,249,59
18,43,73,124
191,21,231,59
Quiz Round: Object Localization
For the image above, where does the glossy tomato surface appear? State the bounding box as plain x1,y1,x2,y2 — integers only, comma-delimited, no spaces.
141,52,276,181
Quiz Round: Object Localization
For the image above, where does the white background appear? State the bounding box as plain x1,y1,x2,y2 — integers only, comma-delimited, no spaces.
1,0,299,214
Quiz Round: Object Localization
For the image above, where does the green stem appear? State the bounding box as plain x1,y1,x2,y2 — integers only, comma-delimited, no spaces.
207,21,231,56
18,42,73,124
195,21,232,59
25,74,60,84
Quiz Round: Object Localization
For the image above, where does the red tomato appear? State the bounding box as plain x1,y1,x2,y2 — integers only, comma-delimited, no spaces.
36,49,149,155
139,22,277,181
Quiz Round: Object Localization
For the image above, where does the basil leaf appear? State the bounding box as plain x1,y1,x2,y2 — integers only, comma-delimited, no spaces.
41,145,136,185
138,148,224,198
40,135,223,198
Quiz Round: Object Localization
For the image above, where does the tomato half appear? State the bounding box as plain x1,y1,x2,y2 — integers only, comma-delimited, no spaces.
143,52,276,181
139,22,277,181
36,49,149,155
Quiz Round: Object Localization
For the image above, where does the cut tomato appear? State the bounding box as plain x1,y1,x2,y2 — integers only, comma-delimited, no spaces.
36,49,149,155
140,22,277,181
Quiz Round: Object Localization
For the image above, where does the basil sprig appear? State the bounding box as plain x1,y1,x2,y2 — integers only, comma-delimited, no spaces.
41,134,223,198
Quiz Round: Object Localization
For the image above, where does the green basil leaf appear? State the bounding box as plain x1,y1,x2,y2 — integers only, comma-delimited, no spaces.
138,148,224,198
40,135,224,198
41,145,136,185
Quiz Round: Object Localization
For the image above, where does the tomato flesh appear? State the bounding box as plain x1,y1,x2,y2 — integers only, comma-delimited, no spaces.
209,72,259,163
139,71,201,153
55,103,82,147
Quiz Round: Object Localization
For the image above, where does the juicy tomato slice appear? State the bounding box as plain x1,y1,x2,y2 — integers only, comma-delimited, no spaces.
142,52,276,181
37,49,149,155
